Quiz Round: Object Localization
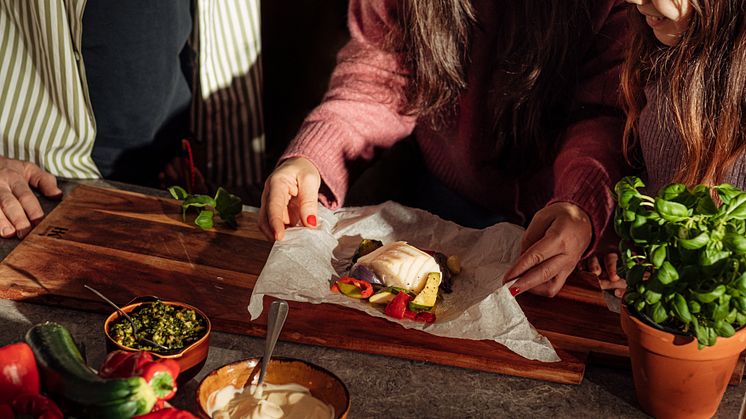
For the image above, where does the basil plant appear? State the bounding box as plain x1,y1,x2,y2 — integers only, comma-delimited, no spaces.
615,177,746,348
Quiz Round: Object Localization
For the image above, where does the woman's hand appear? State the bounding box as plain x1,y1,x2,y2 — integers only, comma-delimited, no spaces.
583,253,627,297
258,157,321,241
0,156,62,239
504,202,592,297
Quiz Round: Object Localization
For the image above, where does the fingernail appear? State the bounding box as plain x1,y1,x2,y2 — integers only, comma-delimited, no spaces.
306,215,317,227
509,287,520,297
1,227,12,237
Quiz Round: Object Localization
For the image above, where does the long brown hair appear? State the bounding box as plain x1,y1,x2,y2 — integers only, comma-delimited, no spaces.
394,0,593,171
621,1,746,186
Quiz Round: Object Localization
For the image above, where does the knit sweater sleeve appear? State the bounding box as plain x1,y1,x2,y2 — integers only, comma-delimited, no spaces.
280,0,416,209
547,0,631,254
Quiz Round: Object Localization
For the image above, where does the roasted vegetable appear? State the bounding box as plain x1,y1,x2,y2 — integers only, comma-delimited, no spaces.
350,239,383,265
25,322,156,418
409,272,442,311
429,252,454,293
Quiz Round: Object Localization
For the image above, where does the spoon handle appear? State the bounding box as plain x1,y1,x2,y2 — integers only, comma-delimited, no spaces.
258,300,289,386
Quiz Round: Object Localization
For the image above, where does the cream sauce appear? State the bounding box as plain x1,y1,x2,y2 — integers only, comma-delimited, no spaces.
209,382,334,419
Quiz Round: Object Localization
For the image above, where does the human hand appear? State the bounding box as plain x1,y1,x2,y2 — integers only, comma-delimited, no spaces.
0,157,62,239
578,227,626,297
258,157,321,241
504,202,593,297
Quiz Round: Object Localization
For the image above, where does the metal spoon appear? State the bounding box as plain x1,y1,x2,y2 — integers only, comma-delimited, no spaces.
84,284,170,351
257,299,289,387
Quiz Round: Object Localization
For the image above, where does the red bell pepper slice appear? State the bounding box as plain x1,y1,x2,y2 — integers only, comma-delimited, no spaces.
332,276,374,299
11,394,63,419
385,292,436,323
385,291,413,319
0,343,40,404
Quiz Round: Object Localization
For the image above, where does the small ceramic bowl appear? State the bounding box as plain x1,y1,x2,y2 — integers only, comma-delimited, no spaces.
103,296,211,381
196,357,350,418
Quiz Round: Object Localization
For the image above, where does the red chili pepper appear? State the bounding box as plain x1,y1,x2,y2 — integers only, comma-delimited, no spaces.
0,343,40,404
134,407,198,419
140,359,180,401
99,350,154,379
334,276,374,299
415,312,436,324
11,394,63,419
385,291,413,319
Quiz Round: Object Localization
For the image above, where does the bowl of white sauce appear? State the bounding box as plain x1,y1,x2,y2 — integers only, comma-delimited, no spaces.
196,357,350,419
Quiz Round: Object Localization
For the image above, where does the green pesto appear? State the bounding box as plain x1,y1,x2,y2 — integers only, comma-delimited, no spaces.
109,301,206,353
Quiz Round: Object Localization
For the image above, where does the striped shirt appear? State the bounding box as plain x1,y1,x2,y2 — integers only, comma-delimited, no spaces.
0,0,264,187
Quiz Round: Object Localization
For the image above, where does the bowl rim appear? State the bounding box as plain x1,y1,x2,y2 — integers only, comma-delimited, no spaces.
103,299,212,358
195,356,351,419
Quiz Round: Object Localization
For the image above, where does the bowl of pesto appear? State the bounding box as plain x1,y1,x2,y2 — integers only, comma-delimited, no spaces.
104,297,211,380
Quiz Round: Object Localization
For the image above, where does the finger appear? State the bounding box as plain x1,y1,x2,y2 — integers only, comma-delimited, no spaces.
615,288,625,298
25,164,62,198
528,268,573,297
604,253,620,281
0,207,15,238
598,278,627,290
504,234,561,282
258,186,275,241
0,187,31,238
296,172,320,228
510,254,566,295
588,255,602,276
10,180,44,225
266,180,292,241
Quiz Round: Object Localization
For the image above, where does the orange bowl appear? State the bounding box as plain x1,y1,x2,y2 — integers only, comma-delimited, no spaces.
196,357,350,418
103,297,211,381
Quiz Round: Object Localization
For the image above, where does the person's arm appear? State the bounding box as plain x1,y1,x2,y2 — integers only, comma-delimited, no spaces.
280,0,416,209
505,0,631,296
259,0,416,240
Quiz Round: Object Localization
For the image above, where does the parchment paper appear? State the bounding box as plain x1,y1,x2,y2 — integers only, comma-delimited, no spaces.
248,202,559,362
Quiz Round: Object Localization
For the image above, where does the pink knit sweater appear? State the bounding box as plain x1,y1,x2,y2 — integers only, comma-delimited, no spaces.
282,0,630,252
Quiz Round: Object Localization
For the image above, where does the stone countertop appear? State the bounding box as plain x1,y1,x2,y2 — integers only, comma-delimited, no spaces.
0,180,744,418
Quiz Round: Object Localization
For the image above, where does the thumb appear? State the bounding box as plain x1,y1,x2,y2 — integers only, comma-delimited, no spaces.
26,165,62,198
297,172,320,228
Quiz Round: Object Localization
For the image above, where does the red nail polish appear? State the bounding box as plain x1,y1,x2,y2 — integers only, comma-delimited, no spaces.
509,287,520,297
307,215,317,227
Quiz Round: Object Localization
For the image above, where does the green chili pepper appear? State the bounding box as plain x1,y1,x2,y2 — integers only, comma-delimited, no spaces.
692,285,727,303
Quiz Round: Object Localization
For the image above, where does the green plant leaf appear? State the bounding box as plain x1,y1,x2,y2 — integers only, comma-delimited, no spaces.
651,244,667,268
655,198,689,222
716,184,741,204
657,261,679,285
168,185,188,200
715,320,736,338
723,232,746,254
727,193,746,219
658,183,687,201
194,210,214,230
644,289,662,305
678,231,709,250
651,302,668,323
672,293,692,323
183,194,216,209
692,285,727,303
688,300,701,314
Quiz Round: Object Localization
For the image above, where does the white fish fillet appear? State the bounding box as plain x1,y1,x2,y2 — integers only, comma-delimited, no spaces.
356,241,441,293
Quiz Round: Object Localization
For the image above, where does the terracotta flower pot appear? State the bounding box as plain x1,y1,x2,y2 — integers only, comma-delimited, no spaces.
621,304,746,419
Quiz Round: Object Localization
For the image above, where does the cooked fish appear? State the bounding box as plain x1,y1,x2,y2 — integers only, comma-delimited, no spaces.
353,241,441,293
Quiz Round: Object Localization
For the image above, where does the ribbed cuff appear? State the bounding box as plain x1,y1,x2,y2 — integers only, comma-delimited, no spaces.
548,164,615,257
280,121,352,210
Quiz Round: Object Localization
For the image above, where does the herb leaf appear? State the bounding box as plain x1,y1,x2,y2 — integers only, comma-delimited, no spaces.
168,185,242,230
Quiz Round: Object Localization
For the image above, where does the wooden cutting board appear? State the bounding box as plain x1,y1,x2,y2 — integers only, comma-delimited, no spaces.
0,185,736,385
